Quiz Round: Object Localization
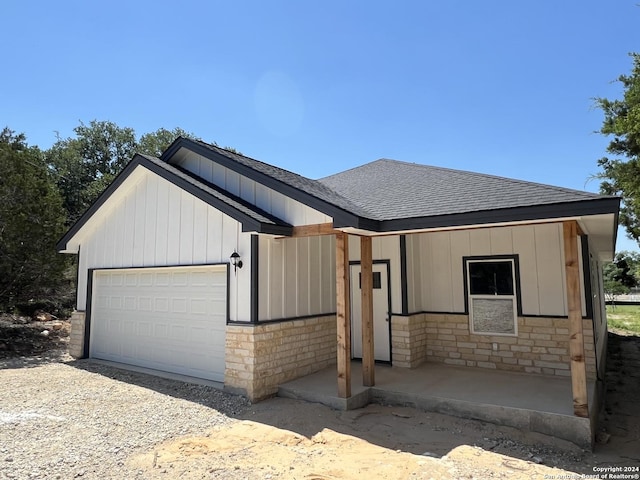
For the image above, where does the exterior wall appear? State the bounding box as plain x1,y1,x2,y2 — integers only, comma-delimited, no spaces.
258,235,336,321
349,235,402,314
257,234,401,323
405,223,587,317
74,171,253,322
68,311,86,358
416,313,597,380
176,151,332,226
390,314,428,368
224,316,337,400
591,255,608,379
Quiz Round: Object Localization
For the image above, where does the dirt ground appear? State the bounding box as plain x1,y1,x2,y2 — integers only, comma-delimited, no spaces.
128,330,640,479
2,316,639,479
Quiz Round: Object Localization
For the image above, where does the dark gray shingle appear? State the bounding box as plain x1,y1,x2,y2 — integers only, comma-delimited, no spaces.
191,140,370,217
319,159,607,221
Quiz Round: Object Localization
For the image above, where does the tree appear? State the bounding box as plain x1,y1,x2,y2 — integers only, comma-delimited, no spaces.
138,127,198,157
47,120,138,225
610,251,640,288
602,253,638,308
47,122,202,225
603,279,629,306
595,53,640,243
0,128,69,312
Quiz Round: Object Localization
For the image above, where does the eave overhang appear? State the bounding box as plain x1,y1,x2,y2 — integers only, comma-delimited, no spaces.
56,154,292,252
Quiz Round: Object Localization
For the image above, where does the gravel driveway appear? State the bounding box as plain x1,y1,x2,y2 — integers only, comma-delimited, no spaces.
0,353,249,479
3,339,639,479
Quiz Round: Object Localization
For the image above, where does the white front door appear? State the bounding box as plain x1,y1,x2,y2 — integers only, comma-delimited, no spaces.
350,262,391,362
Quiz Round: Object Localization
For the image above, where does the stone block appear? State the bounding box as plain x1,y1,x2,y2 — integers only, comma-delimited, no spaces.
477,362,496,369
525,318,552,327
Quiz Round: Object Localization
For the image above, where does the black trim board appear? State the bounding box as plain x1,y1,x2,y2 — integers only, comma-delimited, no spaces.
581,235,594,320
163,139,620,235
82,268,94,359
394,310,591,320
60,137,620,252
163,138,364,228
56,154,292,251
399,235,409,315
227,312,337,326
377,197,621,233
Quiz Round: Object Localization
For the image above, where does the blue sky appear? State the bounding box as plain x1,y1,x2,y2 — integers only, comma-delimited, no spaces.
2,1,639,250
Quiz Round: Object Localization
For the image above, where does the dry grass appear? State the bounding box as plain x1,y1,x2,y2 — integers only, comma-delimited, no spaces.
606,305,640,334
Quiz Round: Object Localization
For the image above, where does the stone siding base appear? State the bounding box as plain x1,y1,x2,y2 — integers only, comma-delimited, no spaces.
225,316,337,401
391,313,597,380
69,311,86,358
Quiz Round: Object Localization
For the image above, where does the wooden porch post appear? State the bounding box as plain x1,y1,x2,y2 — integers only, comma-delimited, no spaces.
335,232,351,398
563,220,589,418
360,236,375,386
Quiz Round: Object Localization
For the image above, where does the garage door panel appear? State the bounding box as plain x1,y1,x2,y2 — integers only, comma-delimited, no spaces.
90,266,227,382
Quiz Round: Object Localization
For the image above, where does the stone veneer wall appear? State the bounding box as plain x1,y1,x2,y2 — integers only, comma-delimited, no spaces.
391,313,597,380
391,315,428,367
68,311,86,358
225,315,337,401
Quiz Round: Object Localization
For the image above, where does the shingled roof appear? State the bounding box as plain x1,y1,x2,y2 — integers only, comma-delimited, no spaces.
163,138,371,222
164,139,619,232
318,159,610,222
57,139,620,253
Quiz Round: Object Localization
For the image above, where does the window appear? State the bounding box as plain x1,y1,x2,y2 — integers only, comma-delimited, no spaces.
358,271,382,289
466,258,518,336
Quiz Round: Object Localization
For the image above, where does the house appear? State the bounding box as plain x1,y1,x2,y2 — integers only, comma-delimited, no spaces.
57,137,619,447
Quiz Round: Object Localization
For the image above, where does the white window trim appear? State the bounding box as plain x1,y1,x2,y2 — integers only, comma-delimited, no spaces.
467,258,518,337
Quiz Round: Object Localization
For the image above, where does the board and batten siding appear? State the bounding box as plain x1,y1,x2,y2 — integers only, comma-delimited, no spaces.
258,234,401,321
405,223,587,317
258,235,336,321
75,171,253,322
176,151,333,226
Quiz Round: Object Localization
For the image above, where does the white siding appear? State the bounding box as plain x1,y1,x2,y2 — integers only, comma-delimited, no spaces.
75,171,252,322
258,235,335,320
405,235,421,314
177,151,332,226
407,224,586,317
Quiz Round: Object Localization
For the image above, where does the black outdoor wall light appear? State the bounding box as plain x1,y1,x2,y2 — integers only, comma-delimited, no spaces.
230,251,243,273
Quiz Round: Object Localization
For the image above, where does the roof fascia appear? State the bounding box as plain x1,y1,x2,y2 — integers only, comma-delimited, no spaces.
56,157,141,251
164,138,362,227
376,197,621,233
56,154,292,251
141,158,292,235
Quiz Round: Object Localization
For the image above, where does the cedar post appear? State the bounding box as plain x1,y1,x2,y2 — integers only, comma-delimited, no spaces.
563,220,589,418
335,232,351,398
360,236,375,386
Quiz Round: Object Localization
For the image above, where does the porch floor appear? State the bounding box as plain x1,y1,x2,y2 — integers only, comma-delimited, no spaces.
278,362,596,448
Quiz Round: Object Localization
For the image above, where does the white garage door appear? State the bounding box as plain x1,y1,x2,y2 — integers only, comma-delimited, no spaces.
90,265,227,382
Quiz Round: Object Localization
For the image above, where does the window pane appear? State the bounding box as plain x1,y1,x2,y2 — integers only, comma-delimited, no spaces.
472,298,515,334
469,261,513,295
358,271,382,289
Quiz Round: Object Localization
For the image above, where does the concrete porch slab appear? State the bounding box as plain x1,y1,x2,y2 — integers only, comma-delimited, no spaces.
278,362,596,449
